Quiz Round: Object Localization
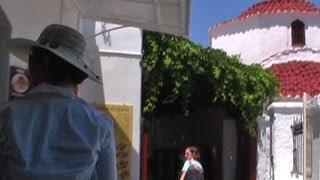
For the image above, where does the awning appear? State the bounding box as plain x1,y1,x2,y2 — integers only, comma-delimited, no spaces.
72,0,190,36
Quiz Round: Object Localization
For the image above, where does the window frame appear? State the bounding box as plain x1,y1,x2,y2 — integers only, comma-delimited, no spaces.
291,20,306,47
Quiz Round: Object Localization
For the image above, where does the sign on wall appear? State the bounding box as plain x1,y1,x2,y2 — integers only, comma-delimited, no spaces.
95,104,133,180
9,66,30,100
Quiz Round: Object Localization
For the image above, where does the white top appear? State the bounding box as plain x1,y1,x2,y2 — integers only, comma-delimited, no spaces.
181,159,203,172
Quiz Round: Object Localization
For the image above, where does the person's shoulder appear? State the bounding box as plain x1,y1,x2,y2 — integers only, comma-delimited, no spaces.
182,160,191,172
72,98,114,127
184,160,191,164
73,98,102,115
190,159,203,172
191,159,201,164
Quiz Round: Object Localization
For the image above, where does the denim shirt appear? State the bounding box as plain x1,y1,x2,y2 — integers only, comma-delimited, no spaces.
0,84,117,180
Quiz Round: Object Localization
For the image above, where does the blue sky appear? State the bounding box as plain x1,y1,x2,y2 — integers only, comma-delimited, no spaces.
189,0,320,47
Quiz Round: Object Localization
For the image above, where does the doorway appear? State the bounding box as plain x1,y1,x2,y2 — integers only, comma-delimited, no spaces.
146,107,226,180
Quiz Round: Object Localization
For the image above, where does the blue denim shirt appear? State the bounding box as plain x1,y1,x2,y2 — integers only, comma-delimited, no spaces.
0,84,117,180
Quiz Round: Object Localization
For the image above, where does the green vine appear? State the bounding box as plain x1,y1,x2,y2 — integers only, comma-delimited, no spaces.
141,30,279,135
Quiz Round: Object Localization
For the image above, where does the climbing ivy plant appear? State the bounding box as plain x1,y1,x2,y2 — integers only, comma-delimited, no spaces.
141,30,279,135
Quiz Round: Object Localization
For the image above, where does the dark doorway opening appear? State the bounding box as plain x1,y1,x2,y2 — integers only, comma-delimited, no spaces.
145,107,226,180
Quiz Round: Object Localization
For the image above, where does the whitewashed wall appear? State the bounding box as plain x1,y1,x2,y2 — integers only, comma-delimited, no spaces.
81,20,142,180
257,114,271,180
272,112,303,180
257,102,304,180
0,0,80,103
209,13,320,65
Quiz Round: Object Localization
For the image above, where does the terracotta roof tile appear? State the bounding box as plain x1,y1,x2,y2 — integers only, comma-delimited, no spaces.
241,0,320,19
269,61,320,97
238,0,320,19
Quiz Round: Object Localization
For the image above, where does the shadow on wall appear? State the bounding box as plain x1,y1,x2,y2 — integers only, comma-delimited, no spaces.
80,19,105,104
0,5,11,103
82,20,139,179
257,114,270,149
313,112,320,139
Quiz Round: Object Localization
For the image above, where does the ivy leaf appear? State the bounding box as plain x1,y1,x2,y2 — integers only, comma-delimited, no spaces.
141,30,279,136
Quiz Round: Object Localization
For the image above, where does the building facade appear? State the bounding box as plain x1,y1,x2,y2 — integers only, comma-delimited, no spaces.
209,0,320,180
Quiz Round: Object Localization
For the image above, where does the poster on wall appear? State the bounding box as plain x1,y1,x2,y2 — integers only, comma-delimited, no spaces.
9,66,30,100
95,104,133,180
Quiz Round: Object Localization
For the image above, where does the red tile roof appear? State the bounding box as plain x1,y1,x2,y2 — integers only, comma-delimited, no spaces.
212,0,320,28
269,61,320,97
239,0,320,20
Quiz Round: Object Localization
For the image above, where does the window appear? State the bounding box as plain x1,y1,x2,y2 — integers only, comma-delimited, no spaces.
291,115,303,175
291,20,305,47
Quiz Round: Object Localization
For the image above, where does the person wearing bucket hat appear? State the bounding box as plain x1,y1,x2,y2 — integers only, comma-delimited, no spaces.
0,24,117,180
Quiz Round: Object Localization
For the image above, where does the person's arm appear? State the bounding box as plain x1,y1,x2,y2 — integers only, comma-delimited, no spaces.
179,171,186,180
179,160,189,180
95,117,118,180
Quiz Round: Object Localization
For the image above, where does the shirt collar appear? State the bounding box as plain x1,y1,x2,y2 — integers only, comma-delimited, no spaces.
28,83,75,97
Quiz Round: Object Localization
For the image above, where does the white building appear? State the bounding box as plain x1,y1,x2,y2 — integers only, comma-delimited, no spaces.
0,1,190,179
209,0,320,180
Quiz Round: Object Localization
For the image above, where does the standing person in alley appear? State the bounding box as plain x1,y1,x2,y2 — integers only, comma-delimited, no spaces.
179,146,204,180
0,24,117,180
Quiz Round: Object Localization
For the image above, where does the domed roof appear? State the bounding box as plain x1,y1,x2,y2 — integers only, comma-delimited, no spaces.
213,0,320,27
239,0,320,20
269,61,320,97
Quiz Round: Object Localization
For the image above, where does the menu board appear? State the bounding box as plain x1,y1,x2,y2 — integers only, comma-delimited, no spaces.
95,104,133,180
